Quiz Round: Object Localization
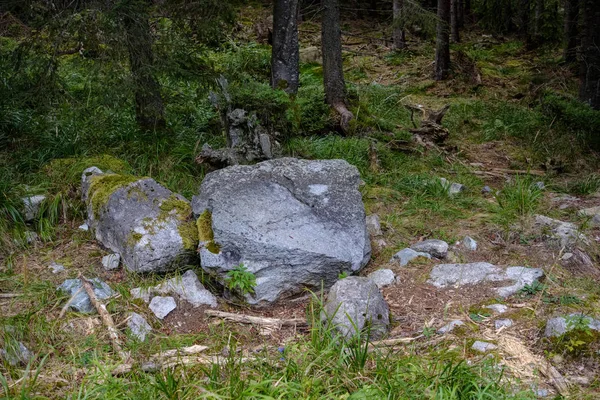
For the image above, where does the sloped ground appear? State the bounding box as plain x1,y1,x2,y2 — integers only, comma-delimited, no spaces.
1,7,600,400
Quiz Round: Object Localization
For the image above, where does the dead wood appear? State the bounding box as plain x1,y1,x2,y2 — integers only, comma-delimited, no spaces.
404,104,451,147
204,309,307,327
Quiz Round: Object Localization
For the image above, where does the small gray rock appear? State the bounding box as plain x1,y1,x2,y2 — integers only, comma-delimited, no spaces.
0,342,33,366
544,313,600,337
485,304,508,314
536,388,550,398
471,341,497,352
533,181,545,190
411,239,448,259
130,287,151,303
534,215,588,249
58,278,114,313
494,319,513,329
462,236,477,251
366,214,383,237
127,312,152,341
78,223,89,231
449,183,466,195
560,249,595,273
578,206,600,227
481,186,492,194
153,270,217,308
24,231,38,244
437,320,464,334
149,296,176,320
324,277,390,340
390,248,431,266
101,253,120,271
496,266,545,297
48,262,65,274
22,195,46,221
367,269,395,288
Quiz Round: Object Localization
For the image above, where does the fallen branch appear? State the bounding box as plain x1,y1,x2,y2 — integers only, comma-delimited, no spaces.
0,293,21,298
58,286,84,319
370,335,421,348
80,275,129,362
205,310,307,327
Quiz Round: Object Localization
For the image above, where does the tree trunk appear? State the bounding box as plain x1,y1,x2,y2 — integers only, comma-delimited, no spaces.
518,0,531,43
434,0,451,80
533,0,543,37
122,0,166,132
392,0,406,50
450,0,460,42
579,0,600,109
271,0,300,94
457,0,464,28
563,0,579,63
464,0,471,24
322,0,353,131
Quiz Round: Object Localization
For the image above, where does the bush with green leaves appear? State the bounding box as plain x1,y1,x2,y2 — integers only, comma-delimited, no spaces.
225,263,257,297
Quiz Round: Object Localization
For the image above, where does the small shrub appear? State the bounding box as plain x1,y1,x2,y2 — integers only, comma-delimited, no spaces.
225,263,257,297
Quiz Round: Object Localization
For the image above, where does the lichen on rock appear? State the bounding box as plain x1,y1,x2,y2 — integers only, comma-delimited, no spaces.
87,174,141,218
197,210,220,254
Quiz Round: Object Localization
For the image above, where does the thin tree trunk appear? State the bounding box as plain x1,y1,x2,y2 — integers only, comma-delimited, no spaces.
122,0,166,132
518,0,531,44
464,0,471,24
563,0,579,63
457,0,464,28
271,0,300,94
450,0,460,43
533,0,544,38
322,0,353,131
579,0,600,109
434,0,451,80
392,0,406,50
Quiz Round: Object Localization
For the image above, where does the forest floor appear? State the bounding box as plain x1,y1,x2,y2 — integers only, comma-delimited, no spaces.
1,4,600,399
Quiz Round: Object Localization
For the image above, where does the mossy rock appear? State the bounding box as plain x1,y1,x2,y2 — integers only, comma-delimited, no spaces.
44,155,130,187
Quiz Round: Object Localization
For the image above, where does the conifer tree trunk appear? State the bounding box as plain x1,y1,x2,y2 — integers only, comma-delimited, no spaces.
322,0,353,131
579,0,600,109
457,0,464,28
533,0,544,45
393,0,406,50
434,0,451,80
563,0,579,63
450,0,460,43
464,0,472,24
271,0,299,94
121,0,166,131
518,0,531,43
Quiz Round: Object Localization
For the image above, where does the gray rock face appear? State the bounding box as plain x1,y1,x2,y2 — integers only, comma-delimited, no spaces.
82,167,198,273
437,320,464,334
0,342,33,366
578,206,600,227
495,319,513,329
192,158,371,304
411,239,448,259
471,341,497,352
153,270,217,308
462,236,477,251
534,215,588,249
366,214,383,237
486,304,508,314
368,269,395,288
324,277,389,340
102,253,120,271
149,296,176,320
428,263,544,298
390,248,431,266
544,314,600,337
127,312,152,341
58,278,114,313
22,195,46,221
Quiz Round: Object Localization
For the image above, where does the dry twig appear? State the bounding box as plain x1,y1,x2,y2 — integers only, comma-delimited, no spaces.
204,310,307,328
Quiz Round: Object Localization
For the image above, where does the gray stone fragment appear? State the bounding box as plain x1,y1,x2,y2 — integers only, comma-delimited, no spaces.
536,389,550,398
428,263,544,298
81,167,103,202
544,313,600,337
533,181,545,190
462,236,477,251
0,342,33,366
127,312,152,341
367,269,395,288
578,206,600,227
481,186,492,194
82,167,197,273
366,214,382,237
58,278,114,313
24,231,38,244
101,253,120,271
324,277,390,340
22,195,45,221
410,239,448,259
390,248,431,266
130,287,151,303
192,158,371,305
534,215,588,249
485,304,509,314
48,262,65,274
494,319,513,329
153,270,217,308
437,320,464,334
560,249,595,273
471,340,497,352
440,178,466,196
78,223,89,231
149,296,176,320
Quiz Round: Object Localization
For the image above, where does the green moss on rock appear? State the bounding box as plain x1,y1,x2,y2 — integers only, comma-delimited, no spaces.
158,194,192,222
88,174,140,218
127,232,143,248
178,220,199,251
44,155,131,186
197,210,220,254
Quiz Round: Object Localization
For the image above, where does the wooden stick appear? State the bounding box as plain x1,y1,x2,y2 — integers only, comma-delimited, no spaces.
79,275,129,361
0,293,21,298
370,335,421,348
204,310,307,327
58,286,84,318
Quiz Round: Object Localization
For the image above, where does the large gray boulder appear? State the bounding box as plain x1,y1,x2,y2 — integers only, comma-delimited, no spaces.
82,167,198,273
192,158,371,304
324,277,390,340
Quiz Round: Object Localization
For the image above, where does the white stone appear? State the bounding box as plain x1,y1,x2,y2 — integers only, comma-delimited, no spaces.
437,320,464,334
130,287,151,303
485,304,508,314
153,270,217,308
471,341,497,353
78,223,89,231
101,253,120,270
462,236,477,251
149,296,176,320
367,269,395,288
22,195,45,221
494,319,513,329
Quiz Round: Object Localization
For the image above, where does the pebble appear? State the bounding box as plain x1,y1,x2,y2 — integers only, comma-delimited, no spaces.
367,269,395,288
533,181,545,190
410,239,448,259
471,341,497,353
485,304,508,314
494,319,513,329
127,312,152,341
462,236,477,251
58,278,114,313
78,223,89,231
149,296,177,320
437,320,465,334
48,262,65,274
101,253,120,270
390,248,431,266
481,186,492,194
